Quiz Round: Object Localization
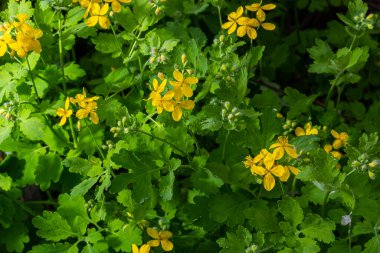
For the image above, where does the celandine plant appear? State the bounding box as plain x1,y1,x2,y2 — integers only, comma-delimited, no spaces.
0,0,379,252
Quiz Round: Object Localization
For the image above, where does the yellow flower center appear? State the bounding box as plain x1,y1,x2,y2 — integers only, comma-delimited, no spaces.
277,136,288,145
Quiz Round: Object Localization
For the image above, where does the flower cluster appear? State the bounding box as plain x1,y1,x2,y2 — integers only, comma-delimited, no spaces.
148,68,198,121
324,129,349,160
221,1,276,40
295,122,319,136
0,14,43,58
72,0,132,29
56,89,99,126
131,227,174,253
244,136,299,191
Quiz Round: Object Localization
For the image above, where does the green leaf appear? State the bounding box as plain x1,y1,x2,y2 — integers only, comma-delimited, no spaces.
57,194,89,227
278,197,304,227
62,156,103,177
91,33,121,55
35,152,63,191
209,193,250,227
217,226,252,253
283,88,319,119
7,0,34,18
245,200,279,233
0,124,13,145
71,177,99,197
0,173,12,191
64,62,86,81
0,221,29,253
77,124,104,156
363,236,380,253
20,116,45,141
29,243,72,253
33,211,75,242
300,214,335,243
105,225,142,252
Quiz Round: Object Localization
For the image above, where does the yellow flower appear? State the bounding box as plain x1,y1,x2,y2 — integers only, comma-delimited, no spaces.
236,17,259,40
252,149,269,163
331,130,349,149
0,33,12,57
13,14,30,32
8,31,42,58
258,16,276,31
147,227,174,251
169,70,198,101
172,99,195,121
76,101,99,124
324,144,343,159
148,78,167,101
250,152,285,191
243,155,255,169
132,244,150,253
83,0,100,18
86,3,111,29
270,136,298,160
70,89,99,108
245,2,276,22
56,98,73,126
279,165,299,182
221,6,244,35
104,0,131,13
295,122,318,136
152,91,175,114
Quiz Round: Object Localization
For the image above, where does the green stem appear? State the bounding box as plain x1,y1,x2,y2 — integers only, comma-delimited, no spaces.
130,129,190,159
348,223,352,253
24,200,58,205
349,35,357,51
84,119,106,160
111,23,124,58
222,130,230,164
217,6,222,27
128,29,142,58
69,117,78,148
189,129,201,156
58,11,67,95
321,191,330,217
325,80,336,107
26,56,41,104
291,176,297,196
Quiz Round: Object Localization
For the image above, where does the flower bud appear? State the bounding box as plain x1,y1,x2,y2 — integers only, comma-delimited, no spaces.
155,6,161,15
149,57,156,64
124,128,129,134
367,24,374,30
341,214,351,226
366,14,375,20
219,35,225,42
231,107,238,113
122,116,127,124
368,160,379,168
351,160,361,167
224,101,231,110
181,54,187,65
368,171,376,180
277,113,284,118
157,72,165,80
221,64,227,71
77,121,81,131
227,114,234,121
160,54,167,62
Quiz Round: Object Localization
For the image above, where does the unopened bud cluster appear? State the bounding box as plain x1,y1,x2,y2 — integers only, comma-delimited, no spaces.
283,119,297,135
351,153,379,180
149,0,166,15
110,116,129,138
149,47,167,65
0,101,15,121
102,140,115,150
352,12,377,31
222,101,242,126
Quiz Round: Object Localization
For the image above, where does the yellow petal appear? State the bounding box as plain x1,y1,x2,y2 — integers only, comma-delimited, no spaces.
162,91,175,100
269,143,281,149
162,100,175,112
184,77,198,85
227,22,237,34
0,41,7,57
173,70,183,82
99,16,111,29
251,165,266,176
180,100,195,110
86,16,99,27
147,240,160,247
271,165,285,177
279,167,290,182
237,17,249,25
160,231,173,239
324,144,332,153
236,26,247,37
152,78,159,91
147,228,160,240
273,147,284,160
90,112,99,124
172,86,183,101
285,146,298,158
112,1,122,12
331,151,343,159
263,173,275,191
132,244,139,253
59,116,67,126
140,244,150,253
331,129,340,139
157,79,167,93
221,21,233,29
247,27,257,40
161,239,174,251
181,84,193,98
295,127,305,136
248,18,260,27
309,128,318,135
91,3,101,15
256,9,266,22
288,166,300,175
120,0,132,3
99,3,109,15
263,153,275,170
172,105,182,121
261,4,276,10
76,109,89,119
235,6,244,18
246,4,260,12
252,153,264,163
332,139,342,149
261,22,276,30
